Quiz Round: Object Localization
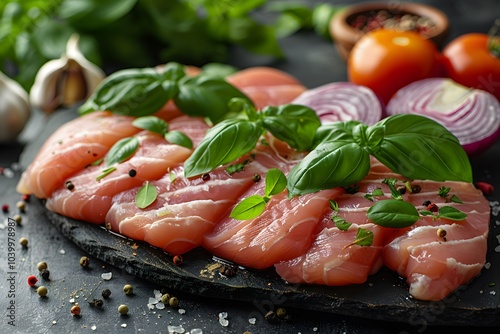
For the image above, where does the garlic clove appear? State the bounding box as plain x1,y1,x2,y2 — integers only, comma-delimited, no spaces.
0,71,31,143
29,34,105,113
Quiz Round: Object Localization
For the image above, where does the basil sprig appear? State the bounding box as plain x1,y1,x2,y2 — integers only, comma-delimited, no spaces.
287,114,472,196
230,168,287,220
132,116,193,149
79,62,252,123
183,99,321,178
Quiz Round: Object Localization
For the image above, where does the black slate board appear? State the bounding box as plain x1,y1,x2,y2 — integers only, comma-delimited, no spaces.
39,191,500,327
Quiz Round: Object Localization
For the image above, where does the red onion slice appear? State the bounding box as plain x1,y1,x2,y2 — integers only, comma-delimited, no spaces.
292,82,384,125
386,78,500,156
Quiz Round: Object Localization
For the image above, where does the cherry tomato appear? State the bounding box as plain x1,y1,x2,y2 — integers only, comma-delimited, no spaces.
442,33,500,101
348,29,442,105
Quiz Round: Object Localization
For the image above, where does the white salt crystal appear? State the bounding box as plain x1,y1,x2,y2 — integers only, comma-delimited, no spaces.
178,308,186,315
190,329,203,334
168,325,185,334
149,297,159,305
313,327,318,332
147,304,155,310
156,303,165,310
248,317,256,324
485,262,491,269
154,290,163,300
490,291,496,296
121,323,127,328
495,245,500,253
91,325,97,331
101,272,112,280
218,312,229,327
59,249,66,255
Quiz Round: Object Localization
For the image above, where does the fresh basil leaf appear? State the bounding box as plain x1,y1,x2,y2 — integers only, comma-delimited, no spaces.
133,116,168,135
96,166,117,181
229,97,260,121
352,227,374,247
369,114,473,183
59,0,138,29
450,194,463,204
332,216,351,231
105,137,139,166
364,188,384,201
184,119,263,178
201,63,238,78
79,67,178,117
165,130,193,149
262,104,321,151
367,199,420,228
135,181,158,209
265,168,287,197
174,74,252,123
329,199,338,212
287,140,370,196
437,206,467,221
419,210,434,216
228,17,284,58
364,124,385,151
230,195,268,220
226,159,250,175
438,186,451,198
313,121,360,146
382,178,403,200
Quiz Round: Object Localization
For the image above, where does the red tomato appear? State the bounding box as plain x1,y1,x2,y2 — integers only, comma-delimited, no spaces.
347,29,442,105
442,33,500,101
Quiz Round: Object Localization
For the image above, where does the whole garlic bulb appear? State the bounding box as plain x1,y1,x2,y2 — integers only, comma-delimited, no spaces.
0,71,31,143
30,34,105,113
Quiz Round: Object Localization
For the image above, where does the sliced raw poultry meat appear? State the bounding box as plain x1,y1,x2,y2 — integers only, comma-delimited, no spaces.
226,67,307,110
45,116,209,224
105,145,288,255
16,111,140,199
274,158,490,301
274,222,389,285
204,187,344,270
382,181,490,301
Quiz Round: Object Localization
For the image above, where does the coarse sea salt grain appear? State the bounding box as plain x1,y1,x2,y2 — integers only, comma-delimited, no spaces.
219,312,229,327
121,324,127,328
156,303,165,310
178,308,186,315
190,329,203,334
168,325,185,334
490,291,497,296
91,325,97,331
101,272,112,280
149,297,159,305
485,262,491,269
495,245,500,253
248,317,256,324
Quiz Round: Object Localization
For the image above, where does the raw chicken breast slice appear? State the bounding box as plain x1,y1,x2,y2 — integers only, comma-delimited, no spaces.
45,116,209,224
274,223,389,285
226,67,307,110
17,111,140,198
106,147,285,255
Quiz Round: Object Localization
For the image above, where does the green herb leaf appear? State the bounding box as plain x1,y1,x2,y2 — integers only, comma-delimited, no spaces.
174,74,253,123
262,104,321,151
184,118,263,178
135,181,158,209
332,216,351,231
329,199,338,212
313,120,360,146
438,186,451,198
419,210,434,216
105,137,139,166
169,171,176,182
351,228,374,247
79,66,181,117
287,140,370,196
226,159,250,175
230,195,268,220
382,178,403,200
367,199,420,228
96,166,117,181
264,168,287,197
132,116,168,135
437,206,467,221
368,114,473,183
450,194,463,204
165,130,193,149
364,188,384,201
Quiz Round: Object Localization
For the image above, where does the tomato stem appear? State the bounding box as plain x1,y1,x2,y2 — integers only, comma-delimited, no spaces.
487,19,500,58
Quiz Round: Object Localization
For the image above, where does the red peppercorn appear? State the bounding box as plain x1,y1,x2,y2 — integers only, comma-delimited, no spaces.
475,181,494,196
173,255,183,266
27,275,38,287
22,194,31,203
202,173,210,181
2,204,9,213
427,203,439,212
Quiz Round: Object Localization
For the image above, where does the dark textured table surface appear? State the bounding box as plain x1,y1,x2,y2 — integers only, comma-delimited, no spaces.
1,1,500,333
